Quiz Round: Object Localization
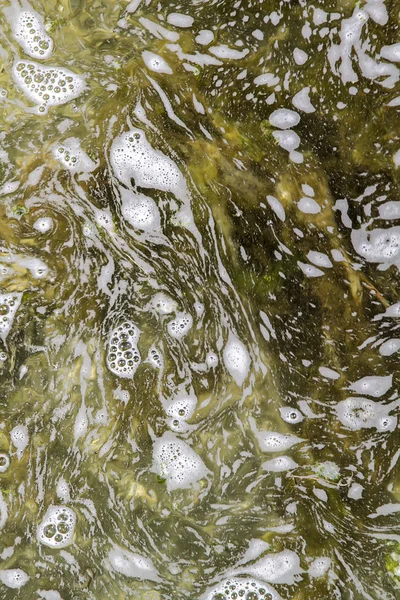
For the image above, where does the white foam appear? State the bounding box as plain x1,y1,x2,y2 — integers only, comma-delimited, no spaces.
298,197,320,214
262,456,299,472
167,13,194,28
293,48,308,65
298,262,324,278
381,43,400,63
10,425,29,458
53,138,96,173
379,338,400,356
348,375,392,397
0,293,22,340
107,321,141,378
223,333,251,386
273,130,300,152
336,397,396,431
0,569,29,589
33,217,53,232
108,546,159,581
151,292,177,315
308,557,331,577
378,201,400,220
280,407,304,424
209,45,249,60
256,431,303,453
269,108,300,129
147,346,163,369
195,30,214,45
206,352,218,368
235,550,302,585
201,577,281,600
319,366,340,379
13,61,85,113
0,454,10,473
307,251,333,268
254,73,280,86
348,482,363,500
13,11,53,60
167,313,193,339
110,129,188,201
152,431,208,491
292,87,315,113
164,393,197,421
267,195,285,222
351,227,400,264
120,188,160,232
142,51,172,74
37,505,76,549
56,477,70,503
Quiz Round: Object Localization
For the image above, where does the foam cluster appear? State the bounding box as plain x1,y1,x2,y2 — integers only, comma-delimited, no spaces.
167,313,193,339
37,505,76,548
120,188,161,232
152,431,208,491
53,138,96,173
13,11,53,59
202,577,281,600
223,333,251,386
147,346,163,369
279,407,304,424
13,61,85,113
0,453,10,472
33,217,53,233
256,431,303,453
269,108,300,129
0,569,29,589
151,292,177,315
142,50,173,74
262,456,298,472
164,393,197,431
348,375,392,398
10,425,29,459
108,546,159,581
110,129,188,200
234,550,302,585
351,226,400,265
336,398,396,431
107,321,141,378
0,293,22,340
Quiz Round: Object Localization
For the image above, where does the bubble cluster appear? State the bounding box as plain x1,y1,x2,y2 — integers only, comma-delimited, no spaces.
10,425,29,459
151,292,177,315
13,61,85,113
0,569,29,589
13,11,53,59
351,227,400,266
256,431,303,453
147,346,163,369
279,407,304,424
336,398,396,431
167,312,193,339
262,456,299,472
110,129,188,200
308,557,331,578
53,139,96,173
33,217,53,233
223,333,251,386
348,375,392,398
269,108,300,129
37,505,76,548
234,550,302,585
0,453,10,473
164,393,197,431
108,546,159,581
152,431,208,491
120,188,161,232
0,293,22,340
142,50,173,74
202,577,281,600
107,321,141,378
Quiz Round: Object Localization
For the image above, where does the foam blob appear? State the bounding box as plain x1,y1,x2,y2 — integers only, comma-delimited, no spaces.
307,251,333,268
292,87,315,113
163,393,197,431
13,11,53,59
256,431,303,453
151,292,177,315
272,130,300,152
262,456,298,472
108,546,159,581
293,48,308,65
379,338,400,356
298,197,321,214
235,550,302,585
201,577,281,600
167,13,194,28
269,108,300,129
13,61,85,113
37,505,76,548
33,217,53,232
53,138,96,173
280,407,304,424
167,313,193,339
0,453,10,473
107,321,141,378
205,351,218,368
152,431,208,491
348,375,392,397
196,30,214,45
10,425,29,458
298,262,324,278
351,227,400,264
147,346,163,369
0,569,29,589
0,293,22,340
267,195,285,222
110,129,188,201
120,188,160,231
308,557,331,577
223,333,251,386
381,43,400,62
336,398,396,431
142,50,172,74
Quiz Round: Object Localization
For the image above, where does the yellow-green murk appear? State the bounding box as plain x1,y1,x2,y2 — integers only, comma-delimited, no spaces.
0,0,399,598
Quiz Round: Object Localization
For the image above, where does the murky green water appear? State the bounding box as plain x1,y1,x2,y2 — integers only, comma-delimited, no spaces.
0,0,400,598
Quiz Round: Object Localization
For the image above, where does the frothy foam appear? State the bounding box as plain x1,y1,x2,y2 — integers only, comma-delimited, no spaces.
0,293,22,340
336,397,396,431
33,217,53,232
262,456,299,472
269,108,300,129
308,557,331,577
348,375,392,397
110,129,188,200
152,431,208,491
234,550,302,585
0,453,10,473
351,226,400,265
53,138,96,173
256,431,303,453
0,569,29,589
107,321,141,378
279,407,304,424
142,50,172,74
163,392,197,431
13,11,53,60
10,425,29,459
108,546,159,581
201,577,281,600
147,346,163,369
223,333,251,386
120,188,161,232
13,61,85,113
167,313,193,339
37,505,76,548
151,292,177,315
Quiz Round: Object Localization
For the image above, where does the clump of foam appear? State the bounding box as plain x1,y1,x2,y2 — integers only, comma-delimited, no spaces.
201,577,281,600
167,13,194,28
10,425,29,459
33,217,53,233
351,227,400,265
120,188,160,232
107,321,141,378
256,431,303,453
37,505,76,548
308,557,331,578
269,108,300,129
13,11,53,59
233,550,302,585
336,398,396,431
206,351,218,368
142,50,172,74
0,453,10,473
0,293,22,340
223,333,251,386
279,407,304,424
110,129,188,201
348,375,392,398
53,138,96,173
262,456,298,472
0,569,29,589
108,546,159,581
163,392,197,431
298,196,321,214
151,292,177,315
152,431,208,491
147,346,163,369
13,61,85,114
167,313,193,339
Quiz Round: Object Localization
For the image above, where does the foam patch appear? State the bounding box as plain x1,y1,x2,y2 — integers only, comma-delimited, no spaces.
167,312,193,339
269,108,300,129
53,138,96,173
0,569,29,589
37,505,76,548
0,292,22,340
13,11,53,59
256,431,303,453
107,321,141,378
234,550,302,585
120,188,161,231
336,397,396,431
223,333,251,386
201,577,282,600
108,546,159,581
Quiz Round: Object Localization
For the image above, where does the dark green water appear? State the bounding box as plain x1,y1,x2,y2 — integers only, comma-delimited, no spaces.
0,0,399,598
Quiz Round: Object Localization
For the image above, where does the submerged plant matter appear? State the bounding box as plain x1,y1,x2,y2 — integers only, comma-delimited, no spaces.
0,0,399,598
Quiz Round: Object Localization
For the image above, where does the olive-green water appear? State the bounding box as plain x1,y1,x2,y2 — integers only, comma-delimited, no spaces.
0,0,399,598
